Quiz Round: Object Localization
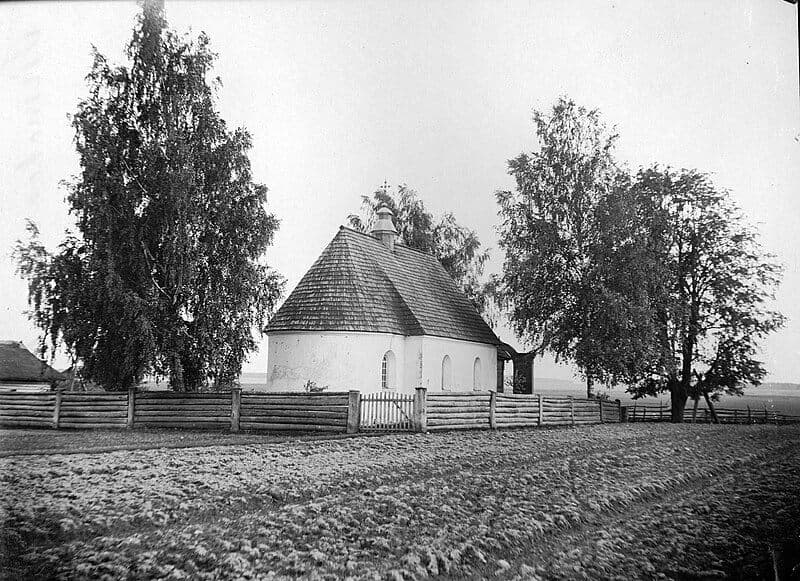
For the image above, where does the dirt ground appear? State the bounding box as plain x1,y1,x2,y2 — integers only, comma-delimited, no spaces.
0,427,356,457
1,423,798,580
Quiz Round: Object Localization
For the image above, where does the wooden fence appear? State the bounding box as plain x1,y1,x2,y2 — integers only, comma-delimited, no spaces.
7,388,797,433
59,392,128,429
628,403,800,425
134,392,232,430
422,391,621,431
495,393,539,429
0,388,622,434
0,389,358,434
240,392,354,432
0,391,57,428
426,392,492,431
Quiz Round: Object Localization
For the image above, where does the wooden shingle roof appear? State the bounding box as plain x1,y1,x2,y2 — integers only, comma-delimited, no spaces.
266,227,500,345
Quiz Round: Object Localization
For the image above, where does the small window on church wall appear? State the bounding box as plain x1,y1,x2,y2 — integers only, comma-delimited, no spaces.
441,355,452,390
381,350,396,390
473,357,482,390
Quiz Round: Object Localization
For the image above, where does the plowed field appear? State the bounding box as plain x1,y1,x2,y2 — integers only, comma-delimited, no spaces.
1,424,798,580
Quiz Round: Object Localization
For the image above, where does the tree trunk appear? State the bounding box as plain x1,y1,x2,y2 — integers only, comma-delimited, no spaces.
170,353,184,392
68,353,77,392
703,391,719,424
512,353,534,394
670,379,688,423
586,375,594,399
180,350,204,392
691,397,699,423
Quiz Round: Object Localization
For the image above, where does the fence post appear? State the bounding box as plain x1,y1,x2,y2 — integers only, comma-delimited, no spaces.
734,409,738,424
569,396,575,427
127,387,136,429
659,402,663,422
599,399,604,423
747,405,751,424
230,388,242,432
632,402,637,422
53,389,62,429
413,387,427,432
538,393,543,427
347,390,361,434
489,391,496,430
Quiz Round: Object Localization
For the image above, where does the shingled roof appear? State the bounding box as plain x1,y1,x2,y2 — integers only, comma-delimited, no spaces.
0,341,65,383
266,227,500,345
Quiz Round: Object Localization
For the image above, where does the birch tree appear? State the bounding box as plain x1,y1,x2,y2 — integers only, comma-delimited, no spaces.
496,98,641,397
15,0,283,391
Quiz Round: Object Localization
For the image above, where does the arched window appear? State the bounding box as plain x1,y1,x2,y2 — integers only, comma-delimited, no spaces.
381,350,396,390
441,355,452,390
473,357,482,390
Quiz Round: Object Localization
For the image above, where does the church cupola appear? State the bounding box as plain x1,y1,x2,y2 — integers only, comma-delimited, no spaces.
371,206,398,251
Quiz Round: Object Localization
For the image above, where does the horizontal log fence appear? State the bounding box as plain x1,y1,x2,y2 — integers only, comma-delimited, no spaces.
0,391,57,428
59,392,128,429
402,390,622,432
426,392,493,431
134,392,233,430
239,392,353,433
0,389,357,434
627,403,800,425
17,388,797,433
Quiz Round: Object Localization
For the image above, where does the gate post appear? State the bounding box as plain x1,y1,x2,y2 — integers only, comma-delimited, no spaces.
347,390,361,434
127,387,136,429
413,387,427,432
230,388,242,432
489,391,497,430
53,389,62,429
569,396,575,427
538,393,543,427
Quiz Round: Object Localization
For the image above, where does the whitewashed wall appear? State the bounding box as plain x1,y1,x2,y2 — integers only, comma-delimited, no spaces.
266,331,407,393
266,331,497,394
417,335,497,392
402,336,424,393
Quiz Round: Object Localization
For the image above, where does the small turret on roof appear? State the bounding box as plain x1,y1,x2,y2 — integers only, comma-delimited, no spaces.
370,206,398,251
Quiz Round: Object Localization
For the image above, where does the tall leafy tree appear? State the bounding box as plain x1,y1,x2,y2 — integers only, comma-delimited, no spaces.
15,0,283,391
496,97,646,397
348,183,493,318
628,168,784,421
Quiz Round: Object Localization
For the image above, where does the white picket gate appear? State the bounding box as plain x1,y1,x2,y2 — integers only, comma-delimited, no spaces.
360,391,414,432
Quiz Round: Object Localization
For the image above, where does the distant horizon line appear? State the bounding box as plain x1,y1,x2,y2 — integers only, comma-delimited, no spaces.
237,370,799,387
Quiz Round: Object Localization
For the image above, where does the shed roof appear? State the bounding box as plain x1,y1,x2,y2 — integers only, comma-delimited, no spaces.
0,341,65,383
266,227,500,345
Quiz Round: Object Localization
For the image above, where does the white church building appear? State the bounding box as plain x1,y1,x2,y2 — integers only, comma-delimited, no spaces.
265,208,501,394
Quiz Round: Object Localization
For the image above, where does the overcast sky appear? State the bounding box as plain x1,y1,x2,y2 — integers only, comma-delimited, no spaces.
1,0,798,383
